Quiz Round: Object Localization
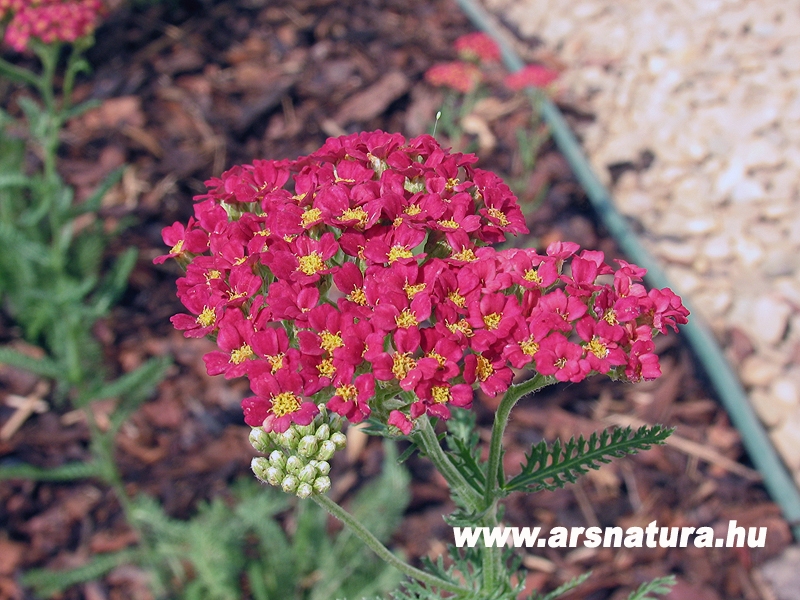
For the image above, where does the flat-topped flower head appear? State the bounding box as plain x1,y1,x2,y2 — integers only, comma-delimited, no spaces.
3,0,105,52
454,32,501,64
162,130,687,441
424,61,482,94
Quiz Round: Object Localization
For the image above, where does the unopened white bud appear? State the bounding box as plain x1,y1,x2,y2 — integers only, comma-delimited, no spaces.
313,476,331,495
316,440,337,461
268,450,286,469
281,475,298,493
296,482,313,499
265,466,283,487
279,429,299,449
285,455,304,473
298,464,317,483
249,428,271,453
330,432,347,450
251,457,270,481
316,461,331,476
315,423,331,441
297,435,319,457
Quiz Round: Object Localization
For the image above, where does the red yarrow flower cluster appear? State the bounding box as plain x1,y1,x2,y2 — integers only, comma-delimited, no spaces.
503,64,560,91
160,131,688,436
423,61,482,94
454,32,501,64
1,0,104,52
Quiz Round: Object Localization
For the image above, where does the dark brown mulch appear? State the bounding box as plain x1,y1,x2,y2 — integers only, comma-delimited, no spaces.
0,0,792,599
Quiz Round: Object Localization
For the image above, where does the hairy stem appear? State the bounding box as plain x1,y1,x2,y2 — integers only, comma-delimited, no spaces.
415,415,483,514
312,493,470,596
481,373,553,593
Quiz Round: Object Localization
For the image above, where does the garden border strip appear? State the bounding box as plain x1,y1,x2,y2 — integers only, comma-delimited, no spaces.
455,0,800,540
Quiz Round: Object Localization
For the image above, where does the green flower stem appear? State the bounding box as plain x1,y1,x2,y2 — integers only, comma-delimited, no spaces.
414,415,483,515
481,373,553,593
312,493,470,597
484,373,553,504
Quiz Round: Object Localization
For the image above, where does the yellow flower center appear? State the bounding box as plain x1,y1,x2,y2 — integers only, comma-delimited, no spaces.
347,287,368,306
301,207,322,228
388,245,413,264
339,207,369,230
487,207,509,226
205,270,222,282
395,308,419,329
266,353,285,374
446,319,473,337
230,344,253,364
445,177,459,191
432,385,451,404
403,282,426,299
427,351,447,367
170,239,184,255
523,268,542,284
483,312,502,330
451,247,477,262
271,392,301,417
603,310,619,326
447,290,466,308
555,357,567,369
584,337,609,359
476,356,494,382
404,204,422,216
318,358,336,378
391,352,417,380
519,338,539,356
320,330,344,353
234,256,248,266
196,307,216,327
298,251,325,275
437,219,459,230
335,384,357,402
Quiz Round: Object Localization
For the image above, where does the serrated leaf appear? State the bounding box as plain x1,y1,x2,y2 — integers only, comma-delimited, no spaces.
626,575,676,600
505,425,673,494
0,345,61,379
21,548,140,597
531,571,592,600
0,460,100,481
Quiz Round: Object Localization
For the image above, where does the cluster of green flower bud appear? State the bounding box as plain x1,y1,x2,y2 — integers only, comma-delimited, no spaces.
249,404,347,498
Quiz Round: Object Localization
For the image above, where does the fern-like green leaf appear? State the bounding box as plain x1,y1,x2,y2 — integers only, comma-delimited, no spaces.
530,571,591,600
505,425,673,494
0,345,61,379
0,460,100,481
21,548,140,597
626,575,676,600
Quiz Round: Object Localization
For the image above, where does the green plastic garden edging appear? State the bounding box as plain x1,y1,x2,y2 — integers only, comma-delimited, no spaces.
456,0,800,540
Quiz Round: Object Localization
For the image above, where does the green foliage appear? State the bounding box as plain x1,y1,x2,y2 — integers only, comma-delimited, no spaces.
124,443,409,600
626,575,676,600
530,572,591,600
21,549,142,598
444,407,486,493
504,425,674,494
0,460,101,482
19,442,410,600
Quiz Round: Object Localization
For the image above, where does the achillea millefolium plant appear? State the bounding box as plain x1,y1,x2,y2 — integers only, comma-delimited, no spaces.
160,130,688,599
